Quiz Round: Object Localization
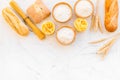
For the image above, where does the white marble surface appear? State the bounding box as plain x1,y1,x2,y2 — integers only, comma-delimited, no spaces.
0,0,120,80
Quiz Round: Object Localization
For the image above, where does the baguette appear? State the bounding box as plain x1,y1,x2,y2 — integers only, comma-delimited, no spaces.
105,0,119,32
2,7,29,36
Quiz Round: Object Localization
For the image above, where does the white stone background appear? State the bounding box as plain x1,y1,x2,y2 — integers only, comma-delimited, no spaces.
0,0,120,80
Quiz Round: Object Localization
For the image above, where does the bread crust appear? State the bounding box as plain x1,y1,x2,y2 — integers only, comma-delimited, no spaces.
2,7,29,36
105,0,119,32
27,0,51,24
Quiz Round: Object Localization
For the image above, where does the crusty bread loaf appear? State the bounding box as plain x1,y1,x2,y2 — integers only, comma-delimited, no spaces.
27,0,51,24
105,0,119,32
2,7,29,36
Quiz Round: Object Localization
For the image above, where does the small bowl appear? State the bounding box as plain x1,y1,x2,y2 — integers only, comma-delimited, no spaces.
74,0,94,18
56,26,76,45
52,2,72,23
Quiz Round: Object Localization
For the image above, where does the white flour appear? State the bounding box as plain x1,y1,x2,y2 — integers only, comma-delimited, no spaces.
53,4,72,22
57,27,74,44
75,0,93,17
